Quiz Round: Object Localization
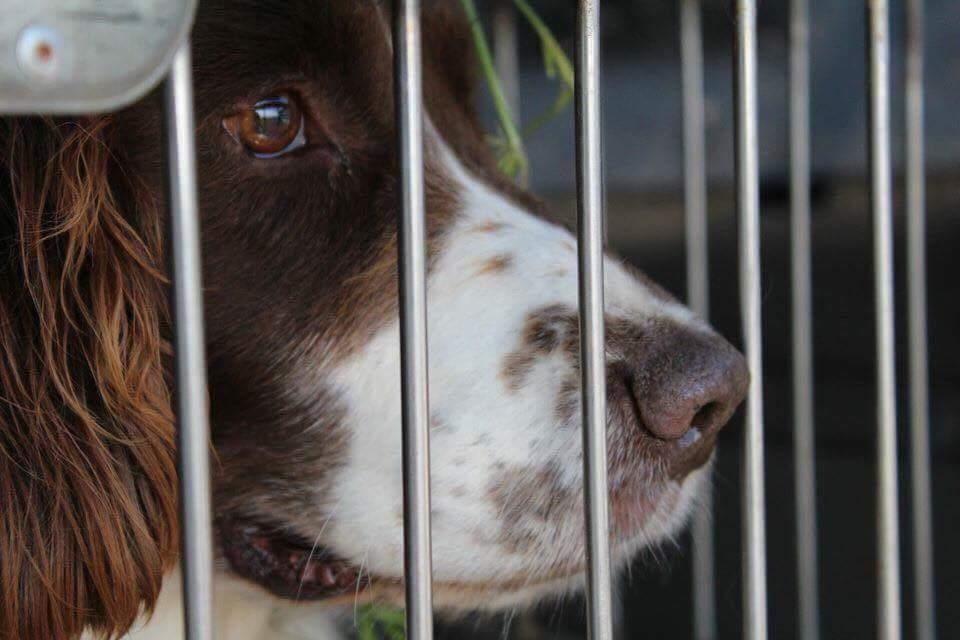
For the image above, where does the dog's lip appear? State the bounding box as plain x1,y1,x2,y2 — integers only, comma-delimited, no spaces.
667,427,718,477
219,518,370,601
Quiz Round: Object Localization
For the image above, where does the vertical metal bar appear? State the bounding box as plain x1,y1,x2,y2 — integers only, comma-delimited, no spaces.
163,40,215,640
789,1,820,639
682,0,709,322
867,2,902,639
691,490,716,640
905,1,936,638
394,2,434,639
733,2,768,639
494,0,521,127
680,2,715,638
575,3,614,640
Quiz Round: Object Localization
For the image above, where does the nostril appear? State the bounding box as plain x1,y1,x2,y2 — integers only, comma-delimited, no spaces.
691,401,722,430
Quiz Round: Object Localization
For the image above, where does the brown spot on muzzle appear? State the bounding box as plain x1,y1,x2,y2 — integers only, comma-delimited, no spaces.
471,220,509,234
489,462,577,555
474,253,513,277
500,305,577,391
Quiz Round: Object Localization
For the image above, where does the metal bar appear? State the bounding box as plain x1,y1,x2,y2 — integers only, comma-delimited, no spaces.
393,2,435,639
682,0,709,322
789,1,820,639
866,2,902,639
575,3,614,640
494,0,521,127
691,483,716,640
732,1,768,639
905,1,936,638
680,1,715,638
163,40,215,640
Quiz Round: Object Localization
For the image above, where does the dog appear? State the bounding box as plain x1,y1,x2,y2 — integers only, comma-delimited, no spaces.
0,2,748,639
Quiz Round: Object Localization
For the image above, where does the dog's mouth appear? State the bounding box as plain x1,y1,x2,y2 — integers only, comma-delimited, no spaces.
220,518,372,601
218,517,591,606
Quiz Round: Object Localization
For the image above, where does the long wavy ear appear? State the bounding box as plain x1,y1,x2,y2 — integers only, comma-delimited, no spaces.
0,117,178,640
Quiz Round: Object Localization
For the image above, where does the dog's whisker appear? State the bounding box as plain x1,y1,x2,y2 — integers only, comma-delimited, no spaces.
294,501,341,601
499,608,516,640
351,551,369,624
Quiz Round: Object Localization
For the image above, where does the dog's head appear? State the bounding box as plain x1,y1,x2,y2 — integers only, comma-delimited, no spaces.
0,2,747,638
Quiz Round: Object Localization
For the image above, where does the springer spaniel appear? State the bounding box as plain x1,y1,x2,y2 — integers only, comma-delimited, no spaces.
0,2,748,639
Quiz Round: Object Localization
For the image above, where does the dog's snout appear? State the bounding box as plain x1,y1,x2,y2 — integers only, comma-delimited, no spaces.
626,326,749,442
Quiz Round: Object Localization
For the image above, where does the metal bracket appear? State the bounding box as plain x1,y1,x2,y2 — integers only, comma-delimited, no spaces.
0,0,197,114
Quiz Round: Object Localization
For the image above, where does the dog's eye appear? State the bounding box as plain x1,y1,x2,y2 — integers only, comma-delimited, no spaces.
224,93,306,158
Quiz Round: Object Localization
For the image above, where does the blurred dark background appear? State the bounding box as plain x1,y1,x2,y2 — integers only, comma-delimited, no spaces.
435,1,959,639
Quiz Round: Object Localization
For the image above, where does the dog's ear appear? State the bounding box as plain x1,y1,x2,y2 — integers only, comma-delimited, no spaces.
0,117,178,640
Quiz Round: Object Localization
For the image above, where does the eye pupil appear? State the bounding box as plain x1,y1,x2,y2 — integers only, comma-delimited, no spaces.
229,92,304,157
253,101,291,137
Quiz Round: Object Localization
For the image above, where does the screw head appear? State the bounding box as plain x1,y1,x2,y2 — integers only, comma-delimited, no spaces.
16,24,64,82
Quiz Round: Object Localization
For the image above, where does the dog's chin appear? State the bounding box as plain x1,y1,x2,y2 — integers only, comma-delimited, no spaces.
375,534,658,613
325,525,670,613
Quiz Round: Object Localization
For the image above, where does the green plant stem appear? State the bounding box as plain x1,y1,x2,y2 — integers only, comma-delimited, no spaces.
458,0,529,183
512,0,574,89
512,0,575,138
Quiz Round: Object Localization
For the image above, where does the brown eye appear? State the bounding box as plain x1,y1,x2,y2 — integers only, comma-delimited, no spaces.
224,93,305,157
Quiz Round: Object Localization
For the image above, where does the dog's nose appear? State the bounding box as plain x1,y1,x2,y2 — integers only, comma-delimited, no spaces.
627,327,749,442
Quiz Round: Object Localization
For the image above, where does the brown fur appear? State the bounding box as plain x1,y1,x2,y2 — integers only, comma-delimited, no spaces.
0,118,177,639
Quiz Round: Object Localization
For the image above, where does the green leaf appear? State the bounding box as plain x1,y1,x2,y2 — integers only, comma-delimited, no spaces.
356,605,406,640
456,0,574,182
512,0,574,138
513,0,574,91
458,0,528,183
